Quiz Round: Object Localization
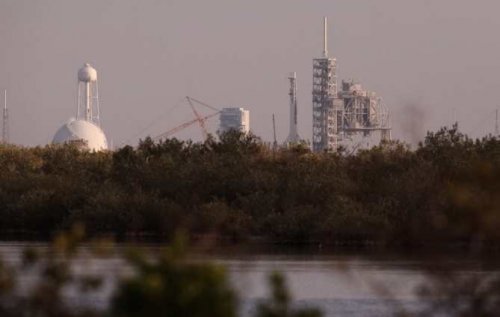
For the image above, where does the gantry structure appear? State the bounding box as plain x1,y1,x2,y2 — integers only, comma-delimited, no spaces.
312,18,391,152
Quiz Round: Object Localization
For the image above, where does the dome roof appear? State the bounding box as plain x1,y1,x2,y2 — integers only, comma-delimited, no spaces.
78,63,97,82
53,119,108,151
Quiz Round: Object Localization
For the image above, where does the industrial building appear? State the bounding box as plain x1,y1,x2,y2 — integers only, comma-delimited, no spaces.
219,107,250,135
52,63,108,151
312,18,391,152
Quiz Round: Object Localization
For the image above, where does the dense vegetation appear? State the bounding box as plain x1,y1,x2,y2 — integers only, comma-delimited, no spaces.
0,125,499,248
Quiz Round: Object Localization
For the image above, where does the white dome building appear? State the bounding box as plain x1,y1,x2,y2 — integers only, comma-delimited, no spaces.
53,119,108,151
53,63,108,151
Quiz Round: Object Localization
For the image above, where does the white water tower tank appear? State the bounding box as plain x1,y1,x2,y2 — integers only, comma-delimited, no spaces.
78,63,97,82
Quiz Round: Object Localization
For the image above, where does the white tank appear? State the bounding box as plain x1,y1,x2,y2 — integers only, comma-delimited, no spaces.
78,63,97,82
53,119,108,151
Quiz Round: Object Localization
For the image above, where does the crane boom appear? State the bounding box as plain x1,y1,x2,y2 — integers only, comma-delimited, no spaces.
187,96,208,139
152,96,221,141
187,96,220,112
154,111,219,141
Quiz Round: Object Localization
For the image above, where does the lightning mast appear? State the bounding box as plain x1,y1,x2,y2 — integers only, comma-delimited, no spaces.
272,114,278,150
286,72,300,143
496,109,499,136
3,90,8,143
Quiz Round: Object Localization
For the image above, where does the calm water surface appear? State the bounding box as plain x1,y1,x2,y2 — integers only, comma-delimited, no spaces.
0,242,497,317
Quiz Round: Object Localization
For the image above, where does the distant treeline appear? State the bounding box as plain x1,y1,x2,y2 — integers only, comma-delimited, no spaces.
0,125,499,248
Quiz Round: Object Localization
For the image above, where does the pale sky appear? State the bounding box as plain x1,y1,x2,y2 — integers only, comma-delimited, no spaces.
1,0,500,147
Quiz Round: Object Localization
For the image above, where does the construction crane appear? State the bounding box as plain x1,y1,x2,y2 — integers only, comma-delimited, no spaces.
154,96,220,141
187,96,209,139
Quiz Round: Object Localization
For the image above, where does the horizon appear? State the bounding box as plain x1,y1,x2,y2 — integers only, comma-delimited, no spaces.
1,0,499,147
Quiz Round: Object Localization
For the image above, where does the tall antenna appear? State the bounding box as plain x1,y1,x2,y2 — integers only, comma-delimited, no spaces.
3,90,8,144
272,114,277,150
323,16,328,57
495,108,499,136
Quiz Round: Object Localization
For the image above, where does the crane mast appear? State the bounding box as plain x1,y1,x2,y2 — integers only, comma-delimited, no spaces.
154,96,220,141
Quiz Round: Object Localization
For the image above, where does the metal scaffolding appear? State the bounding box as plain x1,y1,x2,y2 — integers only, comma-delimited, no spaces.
312,17,339,152
312,18,391,152
339,80,391,142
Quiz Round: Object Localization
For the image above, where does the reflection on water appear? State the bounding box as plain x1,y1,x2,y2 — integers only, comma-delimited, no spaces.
218,256,426,316
0,242,497,317
221,257,425,300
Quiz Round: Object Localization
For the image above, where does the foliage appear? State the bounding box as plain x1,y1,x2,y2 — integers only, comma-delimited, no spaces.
0,127,499,248
111,237,238,317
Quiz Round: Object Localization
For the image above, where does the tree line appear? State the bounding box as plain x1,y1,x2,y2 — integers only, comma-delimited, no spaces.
0,125,499,248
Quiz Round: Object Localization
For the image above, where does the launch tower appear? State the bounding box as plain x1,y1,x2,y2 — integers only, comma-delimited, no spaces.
312,18,391,152
312,17,340,152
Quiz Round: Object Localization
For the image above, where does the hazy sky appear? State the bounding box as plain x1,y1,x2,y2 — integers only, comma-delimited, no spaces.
1,0,500,147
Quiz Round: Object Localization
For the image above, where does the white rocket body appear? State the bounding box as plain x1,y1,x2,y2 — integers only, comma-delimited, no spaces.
286,72,300,143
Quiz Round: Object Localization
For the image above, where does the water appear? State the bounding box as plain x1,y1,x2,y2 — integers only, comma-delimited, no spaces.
0,243,497,316
219,255,426,316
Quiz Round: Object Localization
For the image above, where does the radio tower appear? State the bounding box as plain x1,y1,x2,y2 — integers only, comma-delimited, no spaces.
495,109,499,136
3,90,8,143
286,72,300,143
272,114,278,150
312,17,339,152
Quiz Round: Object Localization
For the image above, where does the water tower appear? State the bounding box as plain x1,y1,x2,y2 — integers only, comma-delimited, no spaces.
77,63,100,124
52,63,108,151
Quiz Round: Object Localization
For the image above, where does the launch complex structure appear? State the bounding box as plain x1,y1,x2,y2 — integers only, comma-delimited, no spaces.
312,17,391,152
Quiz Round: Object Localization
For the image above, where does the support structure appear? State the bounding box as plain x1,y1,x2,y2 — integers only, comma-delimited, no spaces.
312,17,339,152
312,18,391,152
187,96,209,139
286,72,300,143
339,81,391,142
153,97,221,141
